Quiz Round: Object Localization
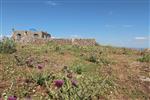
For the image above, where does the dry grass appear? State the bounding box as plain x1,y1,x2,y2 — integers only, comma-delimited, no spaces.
0,42,149,100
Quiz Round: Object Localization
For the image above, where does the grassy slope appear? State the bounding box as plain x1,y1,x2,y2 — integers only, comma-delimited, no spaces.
0,42,149,100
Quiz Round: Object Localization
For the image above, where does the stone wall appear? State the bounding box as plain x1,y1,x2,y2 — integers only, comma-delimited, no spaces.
73,39,96,46
12,30,96,46
52,38,96,46
51,39,72,45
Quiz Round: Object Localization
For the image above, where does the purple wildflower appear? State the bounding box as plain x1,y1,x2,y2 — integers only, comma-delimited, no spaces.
54,80,64,88
71,80,78,87
37,64,44,70
8,96,17,100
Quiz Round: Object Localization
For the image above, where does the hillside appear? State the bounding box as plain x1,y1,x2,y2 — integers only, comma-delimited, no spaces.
0,40,150,100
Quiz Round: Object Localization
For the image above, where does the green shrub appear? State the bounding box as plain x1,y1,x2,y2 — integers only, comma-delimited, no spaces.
88,55,97,63
138,54,150,62
98,57,111,65
36,74,47,86
0,38,16,54
73,65,83,74
33,73,53,86
55,46,61,51
47,41,56,46
87,54,111,65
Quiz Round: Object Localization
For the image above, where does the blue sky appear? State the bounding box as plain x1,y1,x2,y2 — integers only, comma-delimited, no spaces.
0,0,149,48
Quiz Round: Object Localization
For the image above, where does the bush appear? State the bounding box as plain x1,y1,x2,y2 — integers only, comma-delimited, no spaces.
87,55,111,65
138,54,150,62
73,65,83,74
0,38,16,54
32,72,54,86
88,55,97,63
98,57,111,65
36,74,47,86
55,46,61,51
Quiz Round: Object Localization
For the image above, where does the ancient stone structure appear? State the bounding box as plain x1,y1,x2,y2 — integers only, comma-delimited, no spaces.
12,30,96,46
52,38,96,46
12,30,51,42
51,39,72,45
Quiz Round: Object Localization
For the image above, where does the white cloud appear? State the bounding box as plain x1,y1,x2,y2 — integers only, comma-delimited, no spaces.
133,36,149,47
134,37,148,40
45,1,57,6
132,36,149,48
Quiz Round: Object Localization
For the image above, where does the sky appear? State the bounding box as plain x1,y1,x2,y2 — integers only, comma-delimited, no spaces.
0,0,149,48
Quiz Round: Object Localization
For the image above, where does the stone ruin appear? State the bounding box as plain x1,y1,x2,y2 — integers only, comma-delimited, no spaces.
12,30,96,46
12,30,51,43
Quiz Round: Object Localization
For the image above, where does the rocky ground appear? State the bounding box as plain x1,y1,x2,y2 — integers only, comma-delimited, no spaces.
0,42,149,100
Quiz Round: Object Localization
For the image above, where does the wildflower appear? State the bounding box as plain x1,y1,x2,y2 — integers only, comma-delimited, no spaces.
8,96,17,100
54,80,64,88
37,64,44,70
71,80,78,87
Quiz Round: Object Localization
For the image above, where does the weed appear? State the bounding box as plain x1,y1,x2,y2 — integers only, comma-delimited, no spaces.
88,55,98,63
36,74,46,86
73,65,83,74
0,42,149,99
0,39,16,54
98,57,111,65
138,54,150,62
